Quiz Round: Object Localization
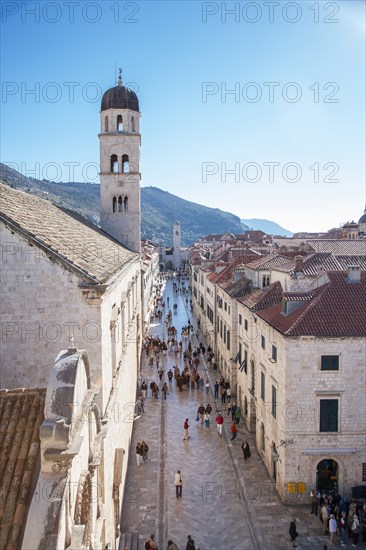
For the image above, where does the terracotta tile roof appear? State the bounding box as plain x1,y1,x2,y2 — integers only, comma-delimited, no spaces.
306,239,366,255
237,281,283,311
258,271,366,337
274,252,366,276
0,183,137,284
245,254,291,270
215,256,260,286
220,276,252,298
0,388,46,549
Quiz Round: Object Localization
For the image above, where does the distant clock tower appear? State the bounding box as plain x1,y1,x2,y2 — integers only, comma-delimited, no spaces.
99,69,141,252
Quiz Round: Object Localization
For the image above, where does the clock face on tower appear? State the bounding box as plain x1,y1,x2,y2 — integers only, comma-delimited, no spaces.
176,230,179,236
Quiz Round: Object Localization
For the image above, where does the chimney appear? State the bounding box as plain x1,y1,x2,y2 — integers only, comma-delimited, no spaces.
347,265,361,283
294,255,304,273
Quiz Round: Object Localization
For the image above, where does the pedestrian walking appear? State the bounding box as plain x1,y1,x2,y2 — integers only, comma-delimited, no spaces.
235,407,241,425
216,412,224,436
351,514,360,546
231,402,237,421
329,514,337,544
197,403,205,424
226,387,231,402
166,540,179,550
220,386,227,403
162,382,169,399
310,488,319,515
186,535,196,550
141,381,147,399
204,412,210,429
205,378,210,394
183,418,190,440
214,381,219,399
136,442,143,466
145,533,158,549
289,519,298,547
230,421,237,441
174,470,183,499
241,440,251,460
340,511,348,546
141,440,149,462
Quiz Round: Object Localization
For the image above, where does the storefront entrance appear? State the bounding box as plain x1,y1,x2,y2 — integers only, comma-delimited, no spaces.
316,459,339,491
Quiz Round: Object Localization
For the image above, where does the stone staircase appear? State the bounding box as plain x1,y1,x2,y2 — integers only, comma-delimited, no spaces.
118,531,139,550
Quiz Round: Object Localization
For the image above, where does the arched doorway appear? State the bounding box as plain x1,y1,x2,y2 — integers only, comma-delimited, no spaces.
316,459,339,491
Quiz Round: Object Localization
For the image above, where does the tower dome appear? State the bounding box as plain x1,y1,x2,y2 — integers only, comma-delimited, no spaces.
358,207,366,224
101,70,139,112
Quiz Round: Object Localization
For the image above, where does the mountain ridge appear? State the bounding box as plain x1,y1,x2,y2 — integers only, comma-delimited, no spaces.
0,163,246,246
241,218,293,237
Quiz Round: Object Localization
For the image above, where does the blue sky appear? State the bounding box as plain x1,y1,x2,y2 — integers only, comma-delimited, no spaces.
1,0,365,232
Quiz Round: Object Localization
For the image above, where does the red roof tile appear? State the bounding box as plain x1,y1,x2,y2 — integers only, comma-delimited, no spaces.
0,388,46,549
258,271,366,337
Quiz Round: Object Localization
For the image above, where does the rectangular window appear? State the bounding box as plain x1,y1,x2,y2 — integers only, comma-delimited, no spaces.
320,399,338,432
217,316,219,334
223,325,226,344
244,319,248,331
261,372,265,401
271,385,277,419
239,314,242,325
244,349,248,374
272,345,277,362
224,301,227,311
261,335,265,350
206,305,213,323
228,305,230,315
220,320,223,338
321,355,339,371
193,286,197,299
238,343,242,364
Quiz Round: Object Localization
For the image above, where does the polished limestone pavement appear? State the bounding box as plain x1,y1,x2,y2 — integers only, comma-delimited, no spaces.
119,277,365,550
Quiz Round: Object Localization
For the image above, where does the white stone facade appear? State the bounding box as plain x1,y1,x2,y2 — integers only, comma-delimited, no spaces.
99,106,141,253
190,259,366,503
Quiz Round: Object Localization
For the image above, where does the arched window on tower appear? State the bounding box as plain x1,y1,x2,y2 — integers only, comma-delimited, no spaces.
104,116,109,132
111,154,118,173
122,154,130,173
118,195,124,213
131,116,135,132
117,115,123,132
124,196,128,212
112,196,117,213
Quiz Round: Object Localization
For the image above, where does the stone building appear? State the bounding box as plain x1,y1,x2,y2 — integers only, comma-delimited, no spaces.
0,73,149,549
236,268,366,502
99,69,141,253
190,239,366,503
159,222,188,271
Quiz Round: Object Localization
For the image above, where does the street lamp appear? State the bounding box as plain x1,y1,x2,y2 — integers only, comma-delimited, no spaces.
272,438,294,462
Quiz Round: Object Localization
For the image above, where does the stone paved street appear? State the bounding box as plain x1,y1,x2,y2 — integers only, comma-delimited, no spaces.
120,276,366,550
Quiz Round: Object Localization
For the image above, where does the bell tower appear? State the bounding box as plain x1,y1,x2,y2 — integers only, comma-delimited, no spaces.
99,69,141,252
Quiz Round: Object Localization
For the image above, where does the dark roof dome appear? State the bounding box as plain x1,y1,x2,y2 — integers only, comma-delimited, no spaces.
101,71,139,112
359,208,366,224
101,84,139,112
